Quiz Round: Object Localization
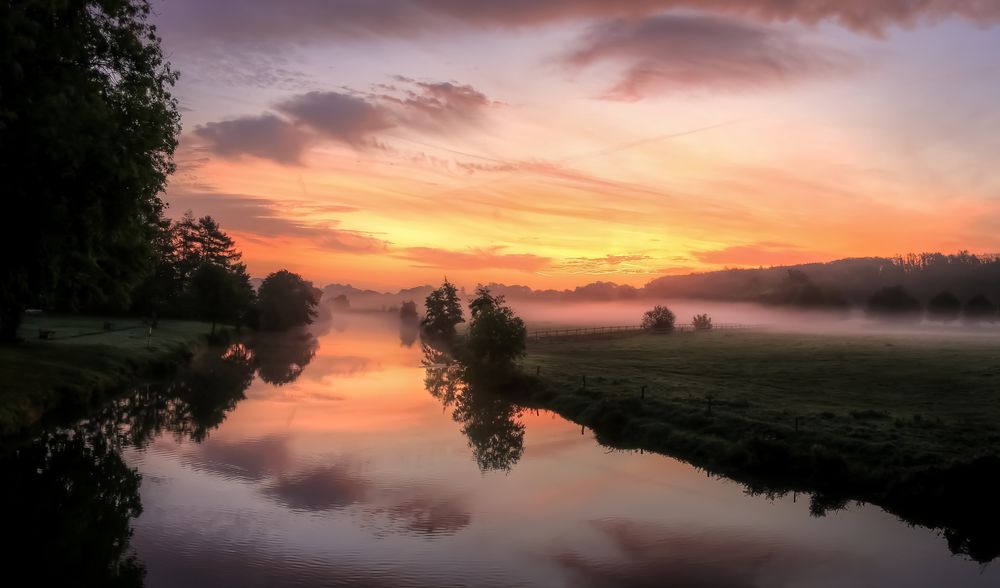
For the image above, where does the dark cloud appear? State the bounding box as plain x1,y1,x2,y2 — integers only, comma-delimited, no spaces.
193,80,501,162
193,114,312,164
164,189,390,253
565,15,854,99
397,246,551,272
155,0,1000,46
276,91,394,147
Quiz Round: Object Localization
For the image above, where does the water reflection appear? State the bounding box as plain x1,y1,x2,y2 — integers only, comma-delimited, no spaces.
0,428,145,587
0,342,260,586
423,344,525,473
251,330,319,386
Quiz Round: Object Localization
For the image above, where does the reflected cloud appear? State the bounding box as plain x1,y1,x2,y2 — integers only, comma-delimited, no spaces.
264,463,371,511
554,518,838,588
190,435,293,482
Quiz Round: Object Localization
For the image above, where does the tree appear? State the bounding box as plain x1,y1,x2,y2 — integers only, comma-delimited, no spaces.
928,291,961,323
866,286,923,322
464,286,526,370
641,305,676,331
188,263,253,334
0,0,180,341
331,294,350,311
257,270,319,331
693,313,713,330
422,279,464,341
963,295,997,324
400,300,419,321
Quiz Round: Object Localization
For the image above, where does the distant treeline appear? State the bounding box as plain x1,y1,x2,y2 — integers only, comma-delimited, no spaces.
323,252,1000,312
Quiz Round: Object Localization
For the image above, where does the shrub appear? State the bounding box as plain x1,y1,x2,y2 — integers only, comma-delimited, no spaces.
692,313,713,330
641,305,676,331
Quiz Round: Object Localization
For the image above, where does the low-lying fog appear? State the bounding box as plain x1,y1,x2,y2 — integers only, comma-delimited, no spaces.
502,300,1000,337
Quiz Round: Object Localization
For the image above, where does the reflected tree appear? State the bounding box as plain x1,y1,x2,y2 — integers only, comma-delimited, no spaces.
251,330,319,386
422,345,525,473
0,429,145,587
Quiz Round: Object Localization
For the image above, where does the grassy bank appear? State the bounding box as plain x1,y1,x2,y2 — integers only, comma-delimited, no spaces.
0,314,217,435
522,329,1000,560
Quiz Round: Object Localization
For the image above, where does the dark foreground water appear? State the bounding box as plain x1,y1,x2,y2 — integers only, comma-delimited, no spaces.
5,314,998,587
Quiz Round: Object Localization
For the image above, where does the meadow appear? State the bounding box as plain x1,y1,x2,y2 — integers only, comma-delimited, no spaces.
522,329,1000,559
0,314,214,435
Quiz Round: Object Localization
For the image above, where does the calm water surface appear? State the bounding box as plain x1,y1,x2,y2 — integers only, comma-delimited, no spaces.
18,314,1000,586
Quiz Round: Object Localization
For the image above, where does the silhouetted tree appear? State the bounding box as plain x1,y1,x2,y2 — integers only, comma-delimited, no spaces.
188,263,253,333
331,294,350,311
422,279,464,342
399,301,420,347
0,0,180,340
400,300,419,321
866,286,923,322
641,305,676,331
257,270,319,331
464,286,526,370
692,313,713,330
963,294,997,324
928,291,961,323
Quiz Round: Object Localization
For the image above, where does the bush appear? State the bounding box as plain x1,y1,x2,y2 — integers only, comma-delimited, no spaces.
641,305,676,331
692,313,713,330
464,286,526,370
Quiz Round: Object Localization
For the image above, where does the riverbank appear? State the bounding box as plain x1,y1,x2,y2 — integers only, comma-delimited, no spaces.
521,329,1000,561
0,314,218,435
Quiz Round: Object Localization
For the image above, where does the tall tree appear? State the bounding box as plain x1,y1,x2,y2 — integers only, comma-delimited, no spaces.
464,286,526,370
0,0,180,340
188,262,253,334
257,270,319,331
422,279,464,342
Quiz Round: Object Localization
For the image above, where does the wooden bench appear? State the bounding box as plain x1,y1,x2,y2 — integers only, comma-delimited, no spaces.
103,321,115,331
38,329,56,340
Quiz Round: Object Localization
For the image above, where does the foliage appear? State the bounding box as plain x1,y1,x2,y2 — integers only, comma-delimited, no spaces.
0,0,180,340
464,286,526,370
963,294,996,324
188,262,253,333
257,270,319,331
421,279,464,341
641,305,676,331
692,313,713,330
866,286,923,322
927,291,961,323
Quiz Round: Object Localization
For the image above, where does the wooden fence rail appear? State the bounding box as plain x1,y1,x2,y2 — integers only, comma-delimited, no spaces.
528,323,756,342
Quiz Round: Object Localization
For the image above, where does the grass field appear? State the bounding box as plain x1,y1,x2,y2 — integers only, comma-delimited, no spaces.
522,329,1000,559
0,314,215,435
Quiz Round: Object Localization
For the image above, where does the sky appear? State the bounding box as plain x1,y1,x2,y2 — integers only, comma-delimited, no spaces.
152,1,1000,290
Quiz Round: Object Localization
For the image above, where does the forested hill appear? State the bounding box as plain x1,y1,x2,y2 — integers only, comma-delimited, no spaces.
321,252,1000,310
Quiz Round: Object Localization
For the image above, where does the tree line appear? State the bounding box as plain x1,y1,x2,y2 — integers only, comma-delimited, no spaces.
866,286,997,324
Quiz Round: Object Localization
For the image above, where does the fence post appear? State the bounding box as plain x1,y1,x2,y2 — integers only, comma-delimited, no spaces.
641,385,646,400
582,374,587,389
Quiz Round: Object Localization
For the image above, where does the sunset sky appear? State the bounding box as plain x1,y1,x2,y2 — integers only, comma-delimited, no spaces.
152,1,1000,290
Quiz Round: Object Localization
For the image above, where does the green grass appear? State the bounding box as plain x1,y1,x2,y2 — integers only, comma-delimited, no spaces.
521,330,1000,560
0,314,216,435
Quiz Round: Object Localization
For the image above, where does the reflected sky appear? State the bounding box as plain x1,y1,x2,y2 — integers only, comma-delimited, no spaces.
123,313,1000,587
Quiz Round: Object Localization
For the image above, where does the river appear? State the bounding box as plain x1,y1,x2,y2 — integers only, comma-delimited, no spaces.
5,312,997,587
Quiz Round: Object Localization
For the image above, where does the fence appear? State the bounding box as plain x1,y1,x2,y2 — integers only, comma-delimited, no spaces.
528,323,755,342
